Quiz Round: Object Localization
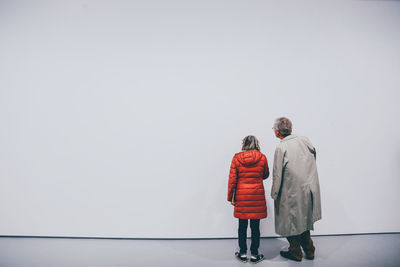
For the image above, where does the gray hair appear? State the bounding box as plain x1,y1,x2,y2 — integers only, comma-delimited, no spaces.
274,117,292,137
242,135,260,151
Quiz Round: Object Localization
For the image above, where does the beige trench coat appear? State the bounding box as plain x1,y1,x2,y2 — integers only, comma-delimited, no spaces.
271,135,322,237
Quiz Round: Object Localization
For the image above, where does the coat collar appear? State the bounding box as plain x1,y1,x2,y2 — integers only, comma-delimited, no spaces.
281,134,297,142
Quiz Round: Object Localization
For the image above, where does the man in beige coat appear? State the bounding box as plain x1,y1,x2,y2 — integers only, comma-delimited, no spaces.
271,117,322,261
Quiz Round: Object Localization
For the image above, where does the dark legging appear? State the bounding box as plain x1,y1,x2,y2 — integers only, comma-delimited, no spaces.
238,219,260,255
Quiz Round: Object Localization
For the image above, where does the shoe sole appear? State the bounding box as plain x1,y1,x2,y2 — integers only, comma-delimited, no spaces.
280,252,302,261
235,253,248,263
281,256,302,262
249,258,264,264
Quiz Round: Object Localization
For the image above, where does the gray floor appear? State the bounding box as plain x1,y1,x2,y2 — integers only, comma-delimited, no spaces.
0,234,399,267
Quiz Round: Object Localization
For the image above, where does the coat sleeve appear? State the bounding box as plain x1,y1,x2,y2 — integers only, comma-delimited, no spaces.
302,136,317,160
271,146,286,200
262,155,270,180
227,156,238,202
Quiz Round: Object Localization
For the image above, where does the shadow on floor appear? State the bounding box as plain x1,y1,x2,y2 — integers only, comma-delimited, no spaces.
259,237,287,260
163,237,288,262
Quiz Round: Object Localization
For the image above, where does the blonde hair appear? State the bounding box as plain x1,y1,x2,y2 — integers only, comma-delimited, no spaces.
242,135,260,151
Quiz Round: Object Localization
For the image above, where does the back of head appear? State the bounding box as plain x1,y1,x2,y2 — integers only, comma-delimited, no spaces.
242,135,260,151
274,117,292,137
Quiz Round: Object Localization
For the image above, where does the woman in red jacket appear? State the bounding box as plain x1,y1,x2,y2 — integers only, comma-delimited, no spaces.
227,135,269,264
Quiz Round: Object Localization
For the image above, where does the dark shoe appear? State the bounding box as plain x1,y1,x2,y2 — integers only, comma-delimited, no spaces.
250,254,264,264
304,250,315,260
299,231,315,260
301,243,315,260
235,252,248,263
280,250,302,261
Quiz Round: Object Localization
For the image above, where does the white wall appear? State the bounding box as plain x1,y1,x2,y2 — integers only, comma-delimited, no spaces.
0,0,399,238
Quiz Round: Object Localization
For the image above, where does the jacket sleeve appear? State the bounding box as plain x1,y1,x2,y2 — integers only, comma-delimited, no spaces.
263,155,270,180
227,156,238,202
271,146,286,200
302,136,317,160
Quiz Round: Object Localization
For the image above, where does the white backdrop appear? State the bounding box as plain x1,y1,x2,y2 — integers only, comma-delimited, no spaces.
1,0,399,238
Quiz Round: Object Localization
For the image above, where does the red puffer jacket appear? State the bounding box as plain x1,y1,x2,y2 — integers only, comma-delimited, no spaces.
227,150,269,219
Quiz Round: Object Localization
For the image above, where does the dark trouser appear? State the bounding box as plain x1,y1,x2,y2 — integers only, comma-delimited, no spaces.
238,219,260,255
286,230,315,259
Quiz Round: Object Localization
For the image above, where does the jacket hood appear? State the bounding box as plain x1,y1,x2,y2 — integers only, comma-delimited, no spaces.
236,150,262,166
